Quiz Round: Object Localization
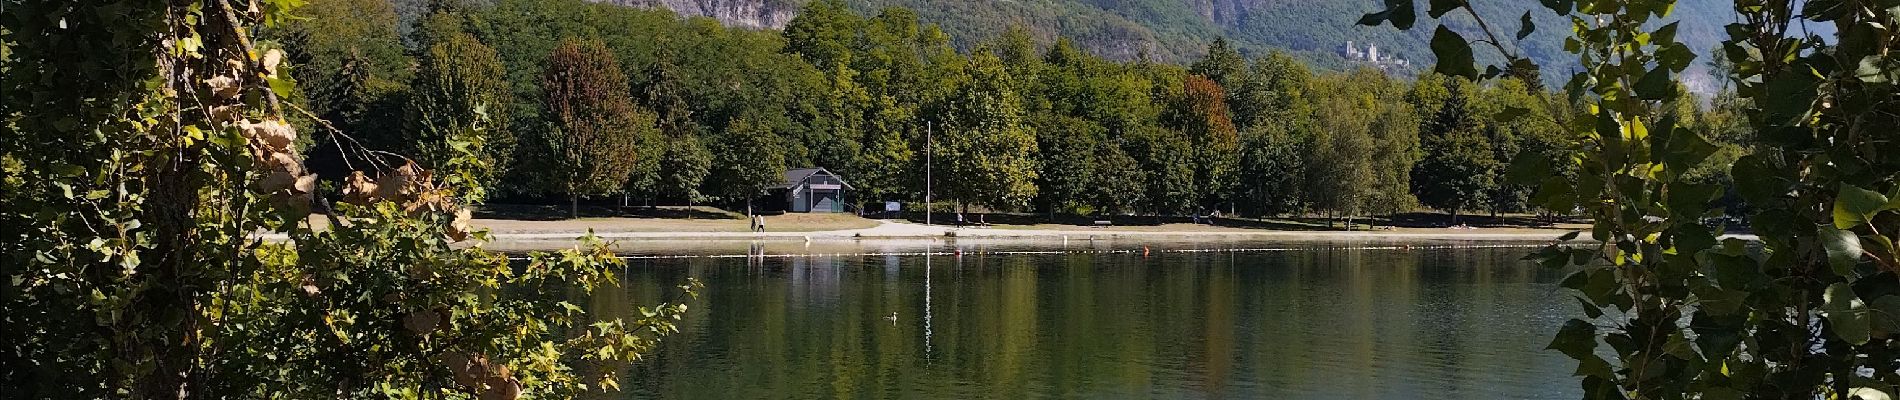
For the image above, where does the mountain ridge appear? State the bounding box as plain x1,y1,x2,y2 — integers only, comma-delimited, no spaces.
583,0,1738,93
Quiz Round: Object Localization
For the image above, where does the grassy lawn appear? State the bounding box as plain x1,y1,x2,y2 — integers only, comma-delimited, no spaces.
469,204,880,233
919,211,1582,232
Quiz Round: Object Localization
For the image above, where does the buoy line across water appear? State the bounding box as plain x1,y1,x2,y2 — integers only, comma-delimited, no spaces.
504,243,1557,261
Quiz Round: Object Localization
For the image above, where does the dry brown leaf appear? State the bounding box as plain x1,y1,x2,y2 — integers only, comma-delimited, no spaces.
446,208,474,242
373,162,424,202
478,377,520,400
243,119,296,151
299,275,321,298
292,174,317,194
262,49,285,78
206,75,241,99
343,171,379,205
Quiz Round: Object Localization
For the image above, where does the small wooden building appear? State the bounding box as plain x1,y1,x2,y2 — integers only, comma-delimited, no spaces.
771,167,853,213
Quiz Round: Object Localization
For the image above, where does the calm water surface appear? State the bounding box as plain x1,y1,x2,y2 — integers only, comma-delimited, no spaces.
600,241,1578,399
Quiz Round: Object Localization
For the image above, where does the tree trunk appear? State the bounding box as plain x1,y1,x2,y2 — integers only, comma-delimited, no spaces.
571,195,579,219
138,158,203,399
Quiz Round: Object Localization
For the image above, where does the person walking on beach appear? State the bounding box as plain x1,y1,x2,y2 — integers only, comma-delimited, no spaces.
756,215,766,232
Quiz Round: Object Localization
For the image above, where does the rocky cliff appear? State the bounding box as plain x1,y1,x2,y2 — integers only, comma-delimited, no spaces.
597,0,797,29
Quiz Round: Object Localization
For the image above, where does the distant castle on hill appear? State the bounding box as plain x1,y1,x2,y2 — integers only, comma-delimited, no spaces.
1340,41,1410,71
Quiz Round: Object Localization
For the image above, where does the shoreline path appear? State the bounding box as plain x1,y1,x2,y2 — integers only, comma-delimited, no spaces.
485,220,1584,241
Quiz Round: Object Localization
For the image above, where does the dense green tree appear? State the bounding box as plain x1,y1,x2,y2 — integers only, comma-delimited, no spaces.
1231,51,1314,217
1188,38,1246,89
782,0,860,73
658,134,713,208
539,38,652,217
704,117,789,213
1477,78,1563,216
1408,74,1495,222
1129,126,1197,216
1090,137,1149,215
1303,102,1375,221
2,1,694,397
1166,75,1240,211
1242,51,1313,129
271,0,413,147
934,49,1039,210
405,32,514,185
1301,72,1399,223
1235,122,1308,217
1032,115,1106,216
628,50,711,206
1354,68,1422,219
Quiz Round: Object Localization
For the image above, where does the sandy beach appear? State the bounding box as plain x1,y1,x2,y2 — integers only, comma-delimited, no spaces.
471,218,1592,252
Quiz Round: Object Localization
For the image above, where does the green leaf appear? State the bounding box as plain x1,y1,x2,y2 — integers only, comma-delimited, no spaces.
1870,295,1900,339
1691,310,1747,357
1576,296,1603,318
1505,153,1551,185
1517,11,1536,39
1824,283,1872,346
1861,55,1896,83
1356,10,1392,27
1762,73,1818,125
1427,0,1463,18
1666,182,1721,218
1731,155,1789,206
1822,225,1864,277
1634,67,1672,100
1359,0,1417,30
1833,184,1891,229
1653,22,1680,44
1430,26,1478,79
1547,318,1598,360
1662,127,1718,175
1537,0,1573,14
1570,247,1597,266
1575,354,1613,378
1658,43,1695,72
1709,253,1765,290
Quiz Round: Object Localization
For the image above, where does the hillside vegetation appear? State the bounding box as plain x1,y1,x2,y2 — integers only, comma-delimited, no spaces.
550,0,1743,92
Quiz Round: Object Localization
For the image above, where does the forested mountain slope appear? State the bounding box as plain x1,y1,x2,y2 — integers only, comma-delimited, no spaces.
562,0,1742,93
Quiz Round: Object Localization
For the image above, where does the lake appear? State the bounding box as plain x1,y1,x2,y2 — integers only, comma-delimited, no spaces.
596,240,1579,399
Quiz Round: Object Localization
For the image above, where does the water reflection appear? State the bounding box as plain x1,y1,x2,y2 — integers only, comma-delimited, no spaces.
599,244,1576,399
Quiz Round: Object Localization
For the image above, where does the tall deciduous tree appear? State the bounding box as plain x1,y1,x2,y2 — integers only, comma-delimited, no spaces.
1168,75,1240,211
406,32,514,185
704,116,788,213
1303,74,1377,223
271,0,412,146
1233,51,1314,217
935,49,1039,211
539,37,650,217
1408,74,1495,222
1359,69,1421,219
1033,115,1105,216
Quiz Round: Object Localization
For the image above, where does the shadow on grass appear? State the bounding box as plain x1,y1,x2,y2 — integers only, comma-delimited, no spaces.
876,211,1568,231
1380,212,1566,228
882,212,1338,231
475,203,741,221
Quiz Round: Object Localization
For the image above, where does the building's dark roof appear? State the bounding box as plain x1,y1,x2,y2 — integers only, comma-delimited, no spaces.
780,167,854,189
